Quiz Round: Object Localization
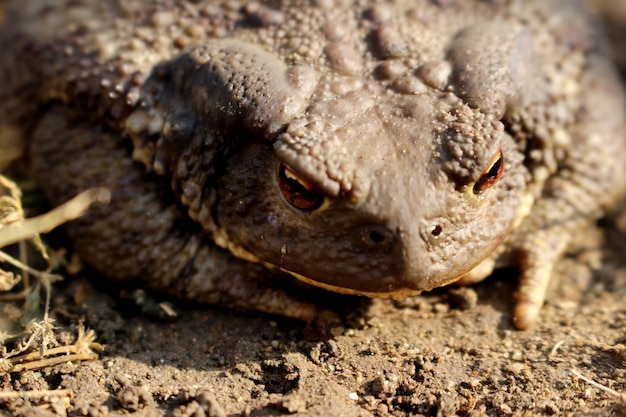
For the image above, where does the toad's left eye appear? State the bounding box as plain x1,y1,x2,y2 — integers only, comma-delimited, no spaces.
278,164,324,211
473,149,504,195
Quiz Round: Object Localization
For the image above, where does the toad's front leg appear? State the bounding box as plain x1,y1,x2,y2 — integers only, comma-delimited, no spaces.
512,54,626,330
30,107,326,322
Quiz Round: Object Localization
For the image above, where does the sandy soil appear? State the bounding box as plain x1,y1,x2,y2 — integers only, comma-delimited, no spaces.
2,2,626,416
4,220,626,417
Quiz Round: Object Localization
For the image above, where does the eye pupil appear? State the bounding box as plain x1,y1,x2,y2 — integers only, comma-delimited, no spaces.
278,165,324,211
473,150,504,195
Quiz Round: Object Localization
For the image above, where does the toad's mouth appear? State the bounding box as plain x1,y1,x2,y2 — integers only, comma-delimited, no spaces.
216,231,433,299
282,269,424,300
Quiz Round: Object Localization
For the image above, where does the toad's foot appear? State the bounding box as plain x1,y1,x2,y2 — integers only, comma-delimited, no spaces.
513,227,570,330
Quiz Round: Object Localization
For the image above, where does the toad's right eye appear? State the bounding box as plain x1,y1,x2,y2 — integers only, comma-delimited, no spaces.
278,164,324,211
473,149,504,195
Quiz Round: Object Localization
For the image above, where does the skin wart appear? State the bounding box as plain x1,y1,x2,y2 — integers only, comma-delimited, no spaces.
1,0,625,329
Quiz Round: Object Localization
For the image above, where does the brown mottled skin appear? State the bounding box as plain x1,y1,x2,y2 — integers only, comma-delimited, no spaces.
1,0,625,329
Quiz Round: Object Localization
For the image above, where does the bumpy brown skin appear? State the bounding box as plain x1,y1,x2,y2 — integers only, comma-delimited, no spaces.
1,0,625,329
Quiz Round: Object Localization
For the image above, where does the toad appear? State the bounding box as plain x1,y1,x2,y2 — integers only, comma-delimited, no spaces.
1,0,625,329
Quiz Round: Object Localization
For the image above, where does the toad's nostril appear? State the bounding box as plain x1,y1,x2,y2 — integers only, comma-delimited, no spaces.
359,225,394,248
369,230,387,243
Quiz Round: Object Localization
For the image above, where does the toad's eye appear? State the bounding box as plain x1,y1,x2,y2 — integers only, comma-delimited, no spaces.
473,149,504,195
278,164,324,211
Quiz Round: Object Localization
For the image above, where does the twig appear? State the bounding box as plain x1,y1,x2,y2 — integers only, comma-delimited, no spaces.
0,188,110,248
571,368,626,403
0,389,73,401
8,352,100,373
0,251,62,284
3,325,103,373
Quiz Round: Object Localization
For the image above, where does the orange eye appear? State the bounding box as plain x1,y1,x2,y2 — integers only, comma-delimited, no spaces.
278,164,324,211
473,149,504,195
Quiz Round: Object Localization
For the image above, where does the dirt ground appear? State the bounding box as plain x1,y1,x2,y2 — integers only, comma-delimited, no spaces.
3,2,626,416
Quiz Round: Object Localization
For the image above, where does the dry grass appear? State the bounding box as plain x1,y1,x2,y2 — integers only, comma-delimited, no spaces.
0,173,109,374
